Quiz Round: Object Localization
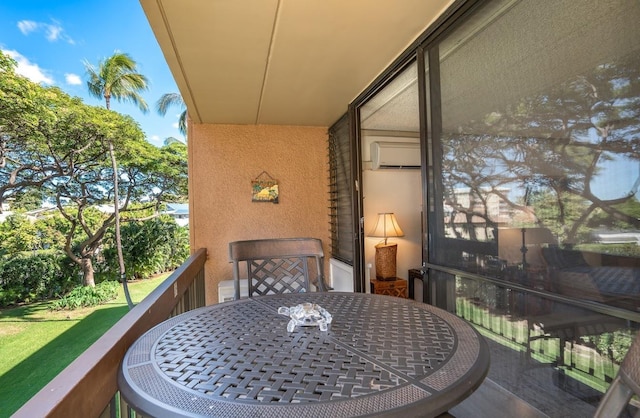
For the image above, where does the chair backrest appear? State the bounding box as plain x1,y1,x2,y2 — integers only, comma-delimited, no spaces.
228,238,328,300
593,330,640,417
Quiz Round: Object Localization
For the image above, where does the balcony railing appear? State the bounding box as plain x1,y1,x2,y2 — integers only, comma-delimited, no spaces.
13,248,207,418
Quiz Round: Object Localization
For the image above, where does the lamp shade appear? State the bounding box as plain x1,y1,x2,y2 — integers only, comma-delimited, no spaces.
369,213,404,244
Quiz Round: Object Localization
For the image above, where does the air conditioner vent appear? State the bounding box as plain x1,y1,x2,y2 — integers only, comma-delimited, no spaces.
371,141,421,170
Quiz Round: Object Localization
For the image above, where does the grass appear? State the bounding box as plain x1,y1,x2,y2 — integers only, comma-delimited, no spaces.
456,295,619,394
0,275,167,418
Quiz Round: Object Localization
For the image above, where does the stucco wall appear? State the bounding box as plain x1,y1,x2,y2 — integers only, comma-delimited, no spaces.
188,124,330,304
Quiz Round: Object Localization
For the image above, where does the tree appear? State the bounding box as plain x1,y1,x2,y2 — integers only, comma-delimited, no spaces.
85,52,149,306
103,215,189,280
156,93,186,138
0,214,38,255
10,189,45,211
440,54,640,249
1,50,188,291
150,141,189,204
42,100,150,287
1,67,149,285
0,52,63,212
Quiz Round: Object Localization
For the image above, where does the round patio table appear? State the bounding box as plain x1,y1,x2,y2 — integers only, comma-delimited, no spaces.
118,292,489,417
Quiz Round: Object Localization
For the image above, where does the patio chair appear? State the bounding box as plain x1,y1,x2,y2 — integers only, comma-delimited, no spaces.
229,237,329,300
593,330,640,417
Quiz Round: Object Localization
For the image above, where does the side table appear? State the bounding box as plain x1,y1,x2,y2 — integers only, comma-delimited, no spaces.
370,277,408,298
408,268,428,301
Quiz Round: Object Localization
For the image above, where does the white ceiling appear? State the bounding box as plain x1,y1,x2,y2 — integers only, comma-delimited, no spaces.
139,0,452,127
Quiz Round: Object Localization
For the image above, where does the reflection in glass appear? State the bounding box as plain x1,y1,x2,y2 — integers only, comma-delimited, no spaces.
433,0,640,311
455,275,638,416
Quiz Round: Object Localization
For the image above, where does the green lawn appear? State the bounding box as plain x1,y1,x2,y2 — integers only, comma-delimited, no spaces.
0,275,167,417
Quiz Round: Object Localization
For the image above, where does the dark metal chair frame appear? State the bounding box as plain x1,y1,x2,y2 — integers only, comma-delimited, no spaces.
229,238,328,300
594,330,640,417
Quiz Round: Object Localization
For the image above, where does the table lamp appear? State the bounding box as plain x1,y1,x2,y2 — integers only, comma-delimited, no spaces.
369,213,404,280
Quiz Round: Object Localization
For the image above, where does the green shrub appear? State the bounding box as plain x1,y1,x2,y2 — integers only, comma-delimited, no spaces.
50,280,119,310
584,329,635,364
0,252,76,307
100,216,189,280
0,287,21,308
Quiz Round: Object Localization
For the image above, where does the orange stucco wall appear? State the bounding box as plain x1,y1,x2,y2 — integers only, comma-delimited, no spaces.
188,124,330,304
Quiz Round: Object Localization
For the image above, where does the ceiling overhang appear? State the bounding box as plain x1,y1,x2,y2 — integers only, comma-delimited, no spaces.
140,0,452,127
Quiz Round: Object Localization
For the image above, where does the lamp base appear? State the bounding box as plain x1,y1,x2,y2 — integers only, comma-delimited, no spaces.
375,242,397,280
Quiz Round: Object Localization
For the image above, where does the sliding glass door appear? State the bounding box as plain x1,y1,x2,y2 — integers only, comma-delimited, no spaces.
423,0,640,415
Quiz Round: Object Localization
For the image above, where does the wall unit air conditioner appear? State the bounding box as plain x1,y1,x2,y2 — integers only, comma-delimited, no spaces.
371,141,421,170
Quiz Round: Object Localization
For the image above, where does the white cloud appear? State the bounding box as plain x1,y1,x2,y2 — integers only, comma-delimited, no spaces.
45,24,62,41
2,49,54,85
16,19,74,44
172,122,179,129
65,73,82,85
17,20,38,35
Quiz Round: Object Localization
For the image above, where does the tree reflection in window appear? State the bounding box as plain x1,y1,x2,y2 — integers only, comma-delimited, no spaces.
441,54,640,256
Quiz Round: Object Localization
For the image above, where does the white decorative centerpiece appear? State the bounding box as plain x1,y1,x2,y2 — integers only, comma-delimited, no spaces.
278,303,332,332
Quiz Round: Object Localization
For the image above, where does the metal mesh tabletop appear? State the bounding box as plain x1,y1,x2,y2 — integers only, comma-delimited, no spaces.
119,292,489,417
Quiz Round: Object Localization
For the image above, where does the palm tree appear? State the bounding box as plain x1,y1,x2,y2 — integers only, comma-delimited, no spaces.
84,51,149,309
156,93,187,137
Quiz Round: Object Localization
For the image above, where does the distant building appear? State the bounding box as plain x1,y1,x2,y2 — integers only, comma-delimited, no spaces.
593,230,640,245
0,201,12,223
443,187,520,240
163,203,189,227
0,202,190,227
24,206,58,222
95,203,190,227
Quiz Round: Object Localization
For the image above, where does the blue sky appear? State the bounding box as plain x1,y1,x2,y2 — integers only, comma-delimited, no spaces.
0,0,181,147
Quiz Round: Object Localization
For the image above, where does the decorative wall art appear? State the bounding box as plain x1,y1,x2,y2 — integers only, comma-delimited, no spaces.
251,171,279,203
